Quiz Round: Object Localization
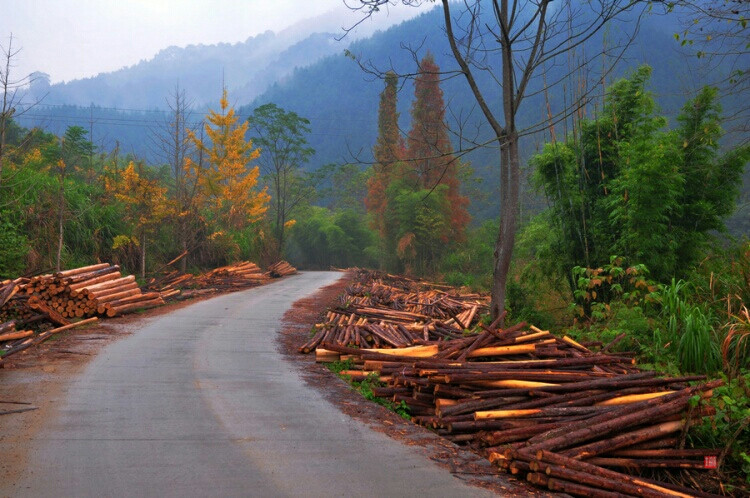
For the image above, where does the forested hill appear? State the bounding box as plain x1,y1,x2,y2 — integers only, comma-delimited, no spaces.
26,30,340,109
16,4,748,229
241,6,745,220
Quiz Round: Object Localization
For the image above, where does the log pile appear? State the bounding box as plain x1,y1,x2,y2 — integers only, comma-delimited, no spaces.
299,274,488,354
300,271,725,497
22,263,163,318
148,261,271,299
267,260,297,278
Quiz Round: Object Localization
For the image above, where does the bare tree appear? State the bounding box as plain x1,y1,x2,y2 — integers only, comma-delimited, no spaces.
1,35,39,190
347,0,647,319
150,86,200,272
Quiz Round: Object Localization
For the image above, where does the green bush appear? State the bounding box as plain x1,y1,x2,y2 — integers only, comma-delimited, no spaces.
0,211,30,278
690,373,750,486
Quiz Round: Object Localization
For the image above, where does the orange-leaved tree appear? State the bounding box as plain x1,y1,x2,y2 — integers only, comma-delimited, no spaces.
406,53,469,242
186,90,270,240
105,161,169,278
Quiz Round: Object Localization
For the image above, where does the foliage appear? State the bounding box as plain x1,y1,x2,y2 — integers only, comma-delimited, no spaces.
367,71,404,240
570,256,658,318
722,306,750,377
104,161,169,276
0,210,29,277
247,103,315,255
186,89,270,233
364,55,471,276
326,360,410,420
385,178,450,275
286,206,377,270
690,374,750,485
657,279,722,374
405,53,469,242
441,219,498,290
532,67,749,286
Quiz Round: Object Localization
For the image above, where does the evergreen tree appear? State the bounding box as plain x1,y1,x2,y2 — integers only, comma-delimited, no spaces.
406,53,469,241
186,89,270,235
367,71,404,240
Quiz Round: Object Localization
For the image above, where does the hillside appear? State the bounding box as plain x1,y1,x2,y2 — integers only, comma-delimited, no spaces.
26,30,340,109
16,4,748,230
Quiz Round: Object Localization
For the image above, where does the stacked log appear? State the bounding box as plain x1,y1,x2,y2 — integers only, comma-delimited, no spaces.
299,276,488,354
0,264,162,364
267,260,297,278
22,263,162,318
147,261,269,298
300,271,725,497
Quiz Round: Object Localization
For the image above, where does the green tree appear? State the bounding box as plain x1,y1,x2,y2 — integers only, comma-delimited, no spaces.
351,0,648,320
287,206,377,269
247,103,316,257
532,68,749,287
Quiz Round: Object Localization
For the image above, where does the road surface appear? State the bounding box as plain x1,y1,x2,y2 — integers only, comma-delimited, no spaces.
3,271,494,497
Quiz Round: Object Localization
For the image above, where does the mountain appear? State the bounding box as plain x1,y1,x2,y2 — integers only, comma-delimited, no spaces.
242,6,742,219
26,29,341,109
16,4,748,229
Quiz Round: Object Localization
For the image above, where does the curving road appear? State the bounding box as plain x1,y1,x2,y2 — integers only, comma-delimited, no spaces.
3,271,493,497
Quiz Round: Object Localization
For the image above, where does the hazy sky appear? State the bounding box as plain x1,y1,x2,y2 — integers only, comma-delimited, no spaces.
3,0,432,84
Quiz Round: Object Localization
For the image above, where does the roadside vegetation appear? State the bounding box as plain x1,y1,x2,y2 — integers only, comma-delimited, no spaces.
1,3,748,486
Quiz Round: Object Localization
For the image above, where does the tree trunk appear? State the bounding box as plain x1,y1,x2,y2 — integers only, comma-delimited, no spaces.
179,234,187,273
56,175,65,272
491,142,518,321
140,229,146,280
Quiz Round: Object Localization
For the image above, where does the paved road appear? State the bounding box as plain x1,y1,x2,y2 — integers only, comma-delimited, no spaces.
4,272,493,497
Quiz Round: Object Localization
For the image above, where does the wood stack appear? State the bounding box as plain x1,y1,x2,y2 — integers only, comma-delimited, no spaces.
23,263,163,318
267,260,297,278
148,261,269,299
0,264,162,364
300,272,725,497
299,275,488,354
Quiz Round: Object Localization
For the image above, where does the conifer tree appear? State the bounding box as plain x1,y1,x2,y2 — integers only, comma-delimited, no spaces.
367,71,404,239
186,89,270,234
406,53,469,241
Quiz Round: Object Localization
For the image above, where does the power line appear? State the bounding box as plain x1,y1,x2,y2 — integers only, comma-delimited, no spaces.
19,102,377,125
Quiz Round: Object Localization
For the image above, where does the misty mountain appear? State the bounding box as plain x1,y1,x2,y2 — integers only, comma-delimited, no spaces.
26,29,341,109
241,5,740,219
17,4,747,227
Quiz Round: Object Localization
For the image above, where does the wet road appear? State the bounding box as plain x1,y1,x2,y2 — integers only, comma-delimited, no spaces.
3,272,493,497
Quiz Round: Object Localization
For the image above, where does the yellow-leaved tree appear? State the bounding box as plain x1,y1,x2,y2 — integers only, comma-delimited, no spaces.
105,161,168,278
186,90,269,243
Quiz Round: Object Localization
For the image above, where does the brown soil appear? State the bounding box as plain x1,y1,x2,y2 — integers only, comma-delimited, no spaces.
277,271,553,496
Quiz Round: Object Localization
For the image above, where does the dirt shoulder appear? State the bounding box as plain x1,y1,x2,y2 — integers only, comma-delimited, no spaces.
277,272,550,497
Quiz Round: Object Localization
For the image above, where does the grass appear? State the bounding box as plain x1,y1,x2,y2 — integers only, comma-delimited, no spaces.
326,359,410,420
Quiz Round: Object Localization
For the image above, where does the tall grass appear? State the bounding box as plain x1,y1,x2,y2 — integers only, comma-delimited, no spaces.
722,306,750,377
660,279,721,373
677,306,721,373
